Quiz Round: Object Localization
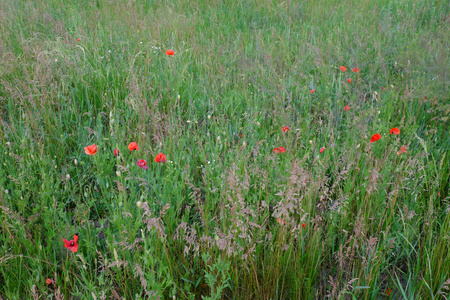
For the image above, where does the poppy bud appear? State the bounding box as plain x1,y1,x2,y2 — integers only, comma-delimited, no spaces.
137,201,142,208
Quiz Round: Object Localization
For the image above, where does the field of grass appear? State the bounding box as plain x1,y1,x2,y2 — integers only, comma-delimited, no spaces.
1,0,449,298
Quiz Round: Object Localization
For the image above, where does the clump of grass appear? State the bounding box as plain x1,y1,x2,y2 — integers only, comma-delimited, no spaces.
0,0,449,298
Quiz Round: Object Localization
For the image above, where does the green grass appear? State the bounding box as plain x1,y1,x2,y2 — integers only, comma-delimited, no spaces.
0,0,449,298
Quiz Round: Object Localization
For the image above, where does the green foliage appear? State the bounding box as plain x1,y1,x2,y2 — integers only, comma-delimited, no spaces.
0,0,449,298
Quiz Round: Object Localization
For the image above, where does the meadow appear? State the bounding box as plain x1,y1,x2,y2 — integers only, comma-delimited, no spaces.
0,0,449,298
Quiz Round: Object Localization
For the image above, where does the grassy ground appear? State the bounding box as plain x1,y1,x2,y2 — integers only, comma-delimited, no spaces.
1,0,449,298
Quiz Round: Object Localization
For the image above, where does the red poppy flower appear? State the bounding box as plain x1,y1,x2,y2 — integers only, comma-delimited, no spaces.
344,105,351,111
239,133,243,138
283,126,289,132
128,142,139,152
390,128,400,135
46,278,53,285
155,153,167,163
397,146,407,155
137,159,148,170
277,218,286,225
302,223,306,229
319,147,325,153
84,144,97,155
63,234,79,253
114,148,119,157
370,134,381,143
310,89,316,94
77,38,80,42
347,78,352,83
273,147,285,154
340,66,347,72
352,68,360,72
385,288,392,296
166,49,175,56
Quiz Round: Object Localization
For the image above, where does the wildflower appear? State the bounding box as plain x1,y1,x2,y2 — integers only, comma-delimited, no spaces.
166,49,175,56
273,148,280,154
114,148,119,157
340,66,347,72
137,159,148,170
277,147,286,153
84,144,97,155
77,38,80,42
65,174,70,181
382,86,386,92
390,127,400,135
302,223,306,229
310,89,316,94
128,142,139,152
352,68,360,72
155,153,167,163
319,147,325,153
370,134,381,143
283,126,289,132
347,78,352,83
239,133,243,138
277,218,286,225
397,146,407,155
344,105,351,111
63,234,79,253
385,288,392,296
46,278,53,285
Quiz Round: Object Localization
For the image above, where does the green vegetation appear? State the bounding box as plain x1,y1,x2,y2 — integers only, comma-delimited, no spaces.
0,0,449,298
